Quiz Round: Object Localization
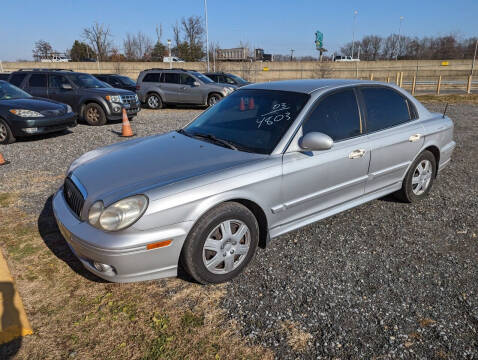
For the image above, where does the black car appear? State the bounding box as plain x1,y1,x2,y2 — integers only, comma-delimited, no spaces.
0,80,77,144
8,69,140,126
204,72,250,87
0,73,10,81
92,74,137,92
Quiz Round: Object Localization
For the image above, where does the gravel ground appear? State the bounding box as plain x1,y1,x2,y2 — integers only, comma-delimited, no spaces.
1,104,477,359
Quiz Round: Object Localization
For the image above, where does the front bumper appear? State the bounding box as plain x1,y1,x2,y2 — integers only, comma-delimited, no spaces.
106,101,141,120
52,189,192,283
10,112,77,137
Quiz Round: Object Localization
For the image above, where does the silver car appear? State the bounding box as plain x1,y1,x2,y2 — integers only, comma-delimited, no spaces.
136,69,235,109
53,79,455,284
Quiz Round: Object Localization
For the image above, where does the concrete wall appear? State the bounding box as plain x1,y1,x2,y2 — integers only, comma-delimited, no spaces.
1,59,475,83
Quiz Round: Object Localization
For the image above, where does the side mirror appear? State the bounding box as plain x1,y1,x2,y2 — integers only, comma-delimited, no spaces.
192,81,200,87
61,83,72,90
298,132,333,151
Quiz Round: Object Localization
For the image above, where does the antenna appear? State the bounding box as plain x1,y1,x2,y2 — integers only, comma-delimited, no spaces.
442,102,449,118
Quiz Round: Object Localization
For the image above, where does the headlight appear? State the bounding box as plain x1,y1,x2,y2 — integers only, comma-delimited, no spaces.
66,105,73,113
105,95,123,103
88,195,148,231
9,109,44,118
134,94,139,102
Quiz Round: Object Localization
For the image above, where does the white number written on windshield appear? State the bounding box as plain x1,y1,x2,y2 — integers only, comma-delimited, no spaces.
256,103,291,128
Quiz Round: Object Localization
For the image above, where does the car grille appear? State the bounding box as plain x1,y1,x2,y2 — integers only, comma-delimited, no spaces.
63,177,85,218
121,94,138,108
41,108,66,117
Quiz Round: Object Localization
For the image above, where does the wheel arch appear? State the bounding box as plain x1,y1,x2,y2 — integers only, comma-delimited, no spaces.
423,145,440,176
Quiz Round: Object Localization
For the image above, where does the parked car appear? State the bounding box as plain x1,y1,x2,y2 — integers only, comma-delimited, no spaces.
0,73,11,81
8,69,140,125
0,80,77,144
136,68,235,109
92,74,137,92
204,72,250,87
53,79,455,284
163,57,185,63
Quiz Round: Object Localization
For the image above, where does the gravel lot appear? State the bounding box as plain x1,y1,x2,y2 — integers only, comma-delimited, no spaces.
1,104,477,359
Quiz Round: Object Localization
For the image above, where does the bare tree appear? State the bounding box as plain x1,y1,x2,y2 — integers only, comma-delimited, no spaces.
123,32,153,61
82,22,113,61
172,21,181,48
360,35,382,60
32,40,53,60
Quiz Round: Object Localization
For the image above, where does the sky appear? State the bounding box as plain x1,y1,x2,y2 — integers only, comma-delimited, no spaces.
0,0,477,61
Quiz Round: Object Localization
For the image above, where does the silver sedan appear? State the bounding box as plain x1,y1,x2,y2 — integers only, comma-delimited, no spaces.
53,79,455,284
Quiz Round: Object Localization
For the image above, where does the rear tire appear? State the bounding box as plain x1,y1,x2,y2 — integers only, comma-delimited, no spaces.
146,93,163,109
0,119,15,144
394,150,436,203
180,202,259,284
84,103,107,126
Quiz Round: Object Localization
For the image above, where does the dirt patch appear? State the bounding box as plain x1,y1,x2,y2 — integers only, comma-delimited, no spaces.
416,93,478,104
0,186,272,359
280,321,312,352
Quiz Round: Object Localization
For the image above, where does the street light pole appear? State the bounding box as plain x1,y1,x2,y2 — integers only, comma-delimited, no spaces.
290,49,295,61
167,39,172,69
351,10,358,59
396,16,404,61
204,0,210,72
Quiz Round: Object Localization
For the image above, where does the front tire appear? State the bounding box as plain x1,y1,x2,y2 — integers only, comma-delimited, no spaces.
0,119,15,144
84,103,107,126
181,202,259,284
394,150,436,202
207,93,222,107
146,93,163,109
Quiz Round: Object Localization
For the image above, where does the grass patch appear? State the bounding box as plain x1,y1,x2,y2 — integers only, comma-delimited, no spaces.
416,93,478,104
280,321,313,352
0,192,17,207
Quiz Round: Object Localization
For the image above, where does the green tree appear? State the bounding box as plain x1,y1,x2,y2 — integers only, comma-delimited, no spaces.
151,41,167,61
69,40,96,61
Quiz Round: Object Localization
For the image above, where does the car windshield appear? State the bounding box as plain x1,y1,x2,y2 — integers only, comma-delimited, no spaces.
0,80,32,100
228,74,248,84
192,72,214,84
68,73,106,88
183,89,309,154
118,76,136,86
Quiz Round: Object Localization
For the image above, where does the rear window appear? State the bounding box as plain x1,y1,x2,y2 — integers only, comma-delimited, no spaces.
142,73,161,82
29,74,47,87
361,87,411,132
9,73,27,87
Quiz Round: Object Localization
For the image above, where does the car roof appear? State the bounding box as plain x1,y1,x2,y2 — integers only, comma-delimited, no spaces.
244,79,389,94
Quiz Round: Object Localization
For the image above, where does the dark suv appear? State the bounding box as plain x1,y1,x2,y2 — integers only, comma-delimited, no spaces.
204,72,250,88
92,74,137,92
9,69,140,125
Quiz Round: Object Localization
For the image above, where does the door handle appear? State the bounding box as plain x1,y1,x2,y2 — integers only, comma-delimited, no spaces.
409,134,422,142
349,149,366,159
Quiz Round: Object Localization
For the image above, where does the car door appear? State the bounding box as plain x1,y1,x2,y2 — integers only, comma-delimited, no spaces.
178,74,203,103
279,88,370,225
161,73,181,102
358,86,425,194
48,74,78,110
25,73,48,98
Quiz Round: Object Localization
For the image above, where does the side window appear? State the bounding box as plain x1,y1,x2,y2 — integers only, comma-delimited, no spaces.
49,75,70,88
28,74,47,87
9,73,27,87
163,73,180,84
207,75,217,82
180,74,195,85
303,89,361,141
225,76,236,85
142,73,161,82
361,87,411,132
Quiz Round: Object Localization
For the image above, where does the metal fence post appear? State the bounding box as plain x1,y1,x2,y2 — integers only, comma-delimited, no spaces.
436,75,442,95
412,75,417,95
387,76,390,83
399,72,404,87
370,73,374,80
467,75,472,94
396,72,400,85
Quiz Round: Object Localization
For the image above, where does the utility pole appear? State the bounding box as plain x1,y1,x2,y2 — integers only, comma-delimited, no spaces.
396,16,404,60
351,10,358,58
204,0,210,72
290,49,295,61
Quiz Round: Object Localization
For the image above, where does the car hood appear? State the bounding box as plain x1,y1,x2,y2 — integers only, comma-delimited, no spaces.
0,97,65,111
81,87,135,96
70,132,267,205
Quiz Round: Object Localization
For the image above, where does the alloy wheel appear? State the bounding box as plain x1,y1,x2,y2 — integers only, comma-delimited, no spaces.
0,123,7,142
148,95,159,108
412,159,433,195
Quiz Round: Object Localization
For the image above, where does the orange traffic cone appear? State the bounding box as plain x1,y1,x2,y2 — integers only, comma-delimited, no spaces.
0,152,9,166
248,97,255,110
239,97,246,111
120,108,134,137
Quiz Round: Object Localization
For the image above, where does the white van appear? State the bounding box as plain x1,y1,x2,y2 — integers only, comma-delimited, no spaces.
163,56,185,63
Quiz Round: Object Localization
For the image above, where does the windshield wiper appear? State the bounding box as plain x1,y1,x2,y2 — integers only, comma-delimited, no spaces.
188,132,238,151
